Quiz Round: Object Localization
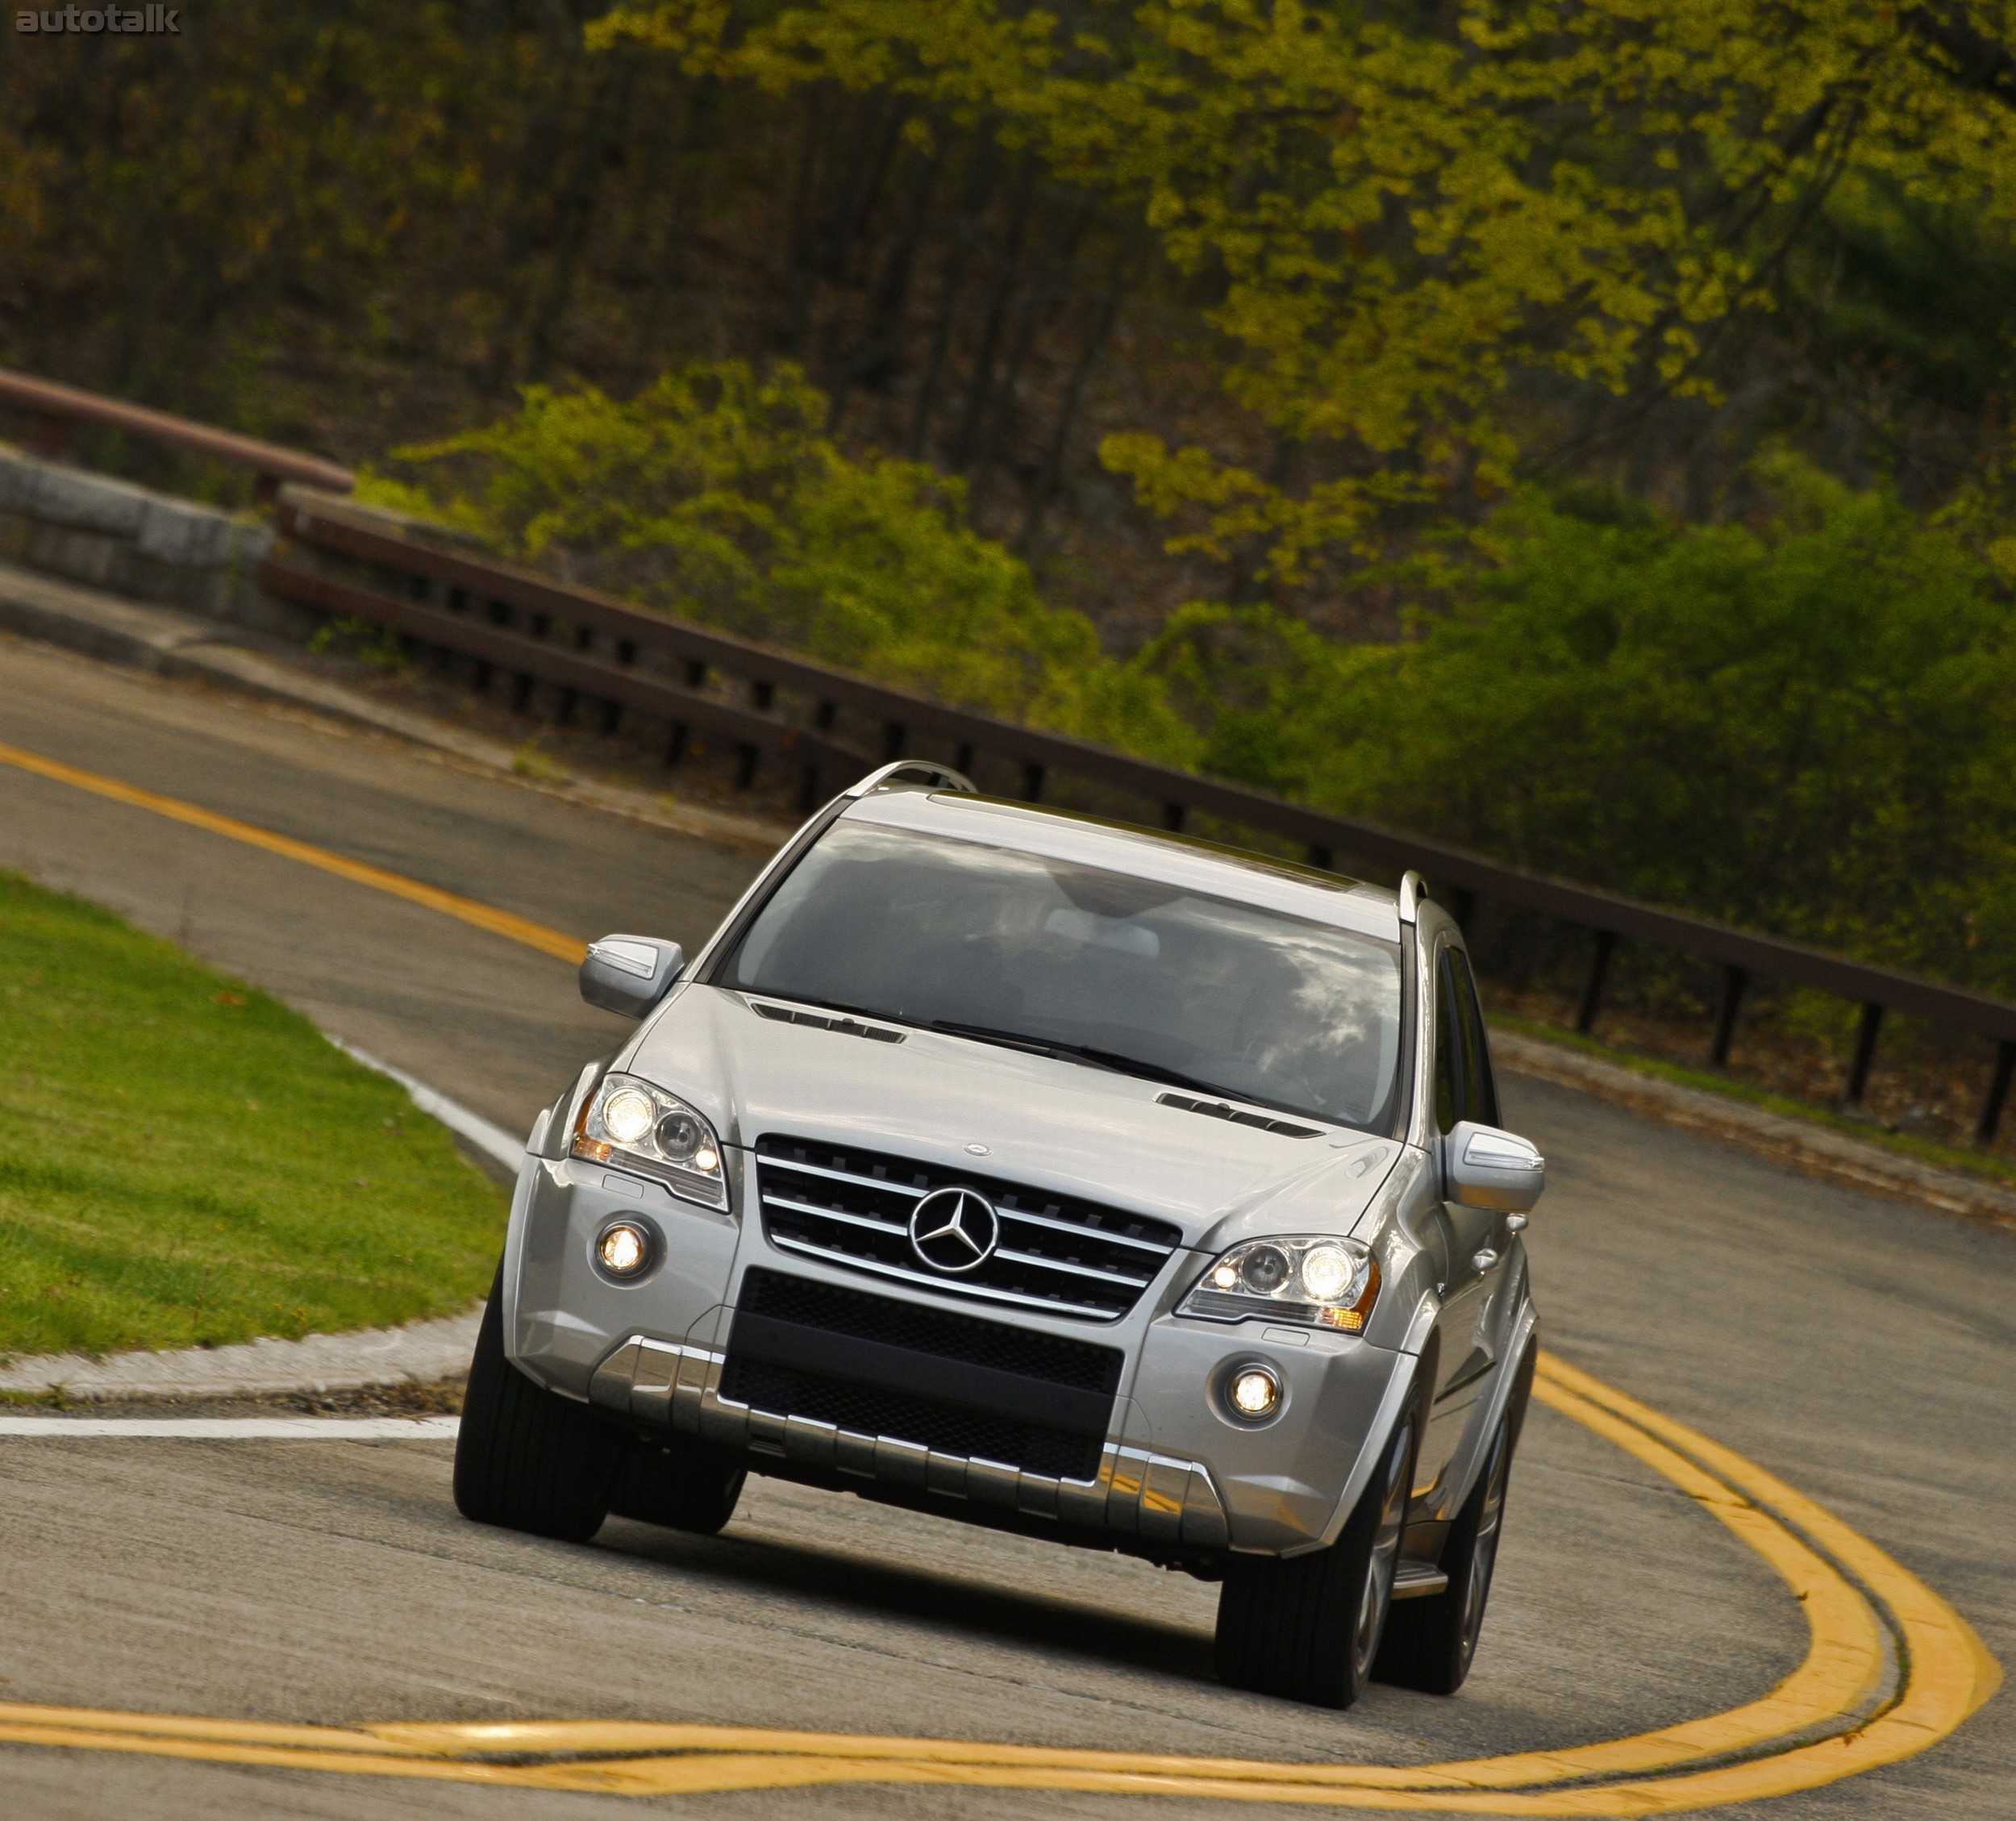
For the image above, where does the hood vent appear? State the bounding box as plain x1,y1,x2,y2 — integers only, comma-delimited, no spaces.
1157,1092,1321,1139
750,1000,904,1044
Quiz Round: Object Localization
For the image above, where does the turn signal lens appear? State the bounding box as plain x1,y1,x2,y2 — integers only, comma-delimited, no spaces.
1228,1365,1282,1419
597,1222,652,1277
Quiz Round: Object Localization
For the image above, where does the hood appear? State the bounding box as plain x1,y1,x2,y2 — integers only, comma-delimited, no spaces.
624,986,1405,1250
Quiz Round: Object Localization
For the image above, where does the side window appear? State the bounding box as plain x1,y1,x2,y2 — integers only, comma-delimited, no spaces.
1433,949,1460,1134
1448,948,1499,1128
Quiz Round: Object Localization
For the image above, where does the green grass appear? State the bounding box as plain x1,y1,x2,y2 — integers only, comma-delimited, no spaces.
1493,1014,2016,1193
0,871,508,1361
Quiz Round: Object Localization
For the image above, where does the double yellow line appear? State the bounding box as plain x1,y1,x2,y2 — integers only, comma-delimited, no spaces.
0,738,2000,1811
0,1359,1993,1809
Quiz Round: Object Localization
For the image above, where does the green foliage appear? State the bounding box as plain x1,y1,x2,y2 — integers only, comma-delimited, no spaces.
0,873,505,1358
1143,458,2016,987
598,0,2016,579
369,361,1198,760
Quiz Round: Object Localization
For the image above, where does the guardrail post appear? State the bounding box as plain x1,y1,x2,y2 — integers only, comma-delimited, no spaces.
955,742,975,775
799,762,823,813
1022,761,1045,802
1450,888,1476,931
1306,844,1332,871
1710,965,1748,1067
1575,931,1615,1035
665,723,688,768
1163,803,1185,833
1978,1040,2016,1148
735,744,760,789
883,721,907,760
1843,1003,1884,1108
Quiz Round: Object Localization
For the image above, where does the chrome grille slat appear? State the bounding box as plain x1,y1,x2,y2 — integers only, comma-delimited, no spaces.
756,1136,1182,1321
992,1248,1151,1288
993,1205,1172,1254
759,1155,930,1198
762,1193,907,1235
767,1197,1154,1289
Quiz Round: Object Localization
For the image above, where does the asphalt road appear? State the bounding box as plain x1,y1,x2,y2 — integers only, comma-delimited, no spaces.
0,632,2010,1820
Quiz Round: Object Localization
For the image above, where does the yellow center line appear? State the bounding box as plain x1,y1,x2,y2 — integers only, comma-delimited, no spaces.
0,1356,1995,1811
0,735,1999,1809
0,739,586,964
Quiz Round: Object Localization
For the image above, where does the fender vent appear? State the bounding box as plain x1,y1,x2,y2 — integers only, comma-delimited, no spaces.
1157,1092,1322,1139
749,1000,905,1043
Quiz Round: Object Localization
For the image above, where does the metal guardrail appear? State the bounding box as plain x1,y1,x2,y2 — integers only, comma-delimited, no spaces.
0,368,355,498
260,485,2016,1147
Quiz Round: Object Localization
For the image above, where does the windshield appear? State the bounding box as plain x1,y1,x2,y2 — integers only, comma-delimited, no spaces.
716,821,1406,1131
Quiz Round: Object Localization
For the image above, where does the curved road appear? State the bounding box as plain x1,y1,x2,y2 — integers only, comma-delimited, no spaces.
0,632,2008,1819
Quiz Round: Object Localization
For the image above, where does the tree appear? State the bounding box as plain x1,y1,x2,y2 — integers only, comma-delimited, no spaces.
595,1,2016,583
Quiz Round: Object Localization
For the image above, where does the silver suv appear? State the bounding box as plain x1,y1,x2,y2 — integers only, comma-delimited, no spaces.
455,764,1544,1708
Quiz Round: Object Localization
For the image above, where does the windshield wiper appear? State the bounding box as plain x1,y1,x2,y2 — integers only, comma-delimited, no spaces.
930,1022,1220,1094
1062,1044,1224,1094
930,1019,1066,1058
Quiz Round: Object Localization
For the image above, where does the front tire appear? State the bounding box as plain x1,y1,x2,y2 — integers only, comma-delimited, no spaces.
608,1436,747,1535
453,1272,616,1543
1377,1345,1534,1694
1214,1408,1415,1708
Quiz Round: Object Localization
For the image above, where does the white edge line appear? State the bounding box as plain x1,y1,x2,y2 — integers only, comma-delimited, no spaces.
324,1036,527,1174
0,1417,462,1438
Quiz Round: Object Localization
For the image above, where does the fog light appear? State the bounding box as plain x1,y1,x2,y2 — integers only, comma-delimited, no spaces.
596,1221,652,1277
1228,1364,1282,1420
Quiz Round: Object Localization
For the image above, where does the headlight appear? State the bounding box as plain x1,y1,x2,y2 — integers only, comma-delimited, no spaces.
573,1072,727,1210
1178,1235,1381,1332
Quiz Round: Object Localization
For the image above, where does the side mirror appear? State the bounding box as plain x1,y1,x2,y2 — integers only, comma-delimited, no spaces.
579,935,685,1020
1444,1120,1545,1213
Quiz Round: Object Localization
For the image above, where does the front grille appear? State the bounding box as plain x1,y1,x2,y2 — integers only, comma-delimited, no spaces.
753,1135,1184,1320
719,1269,1120,1481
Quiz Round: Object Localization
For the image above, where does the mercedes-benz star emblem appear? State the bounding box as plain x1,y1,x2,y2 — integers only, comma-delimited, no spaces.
908,1186,1000,1274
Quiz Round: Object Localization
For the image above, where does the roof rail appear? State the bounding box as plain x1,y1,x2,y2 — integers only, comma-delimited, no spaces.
841,760,977,798
1397,870,1429,923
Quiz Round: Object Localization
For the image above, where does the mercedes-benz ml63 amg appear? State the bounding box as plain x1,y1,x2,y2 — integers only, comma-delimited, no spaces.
455,762,1544,1708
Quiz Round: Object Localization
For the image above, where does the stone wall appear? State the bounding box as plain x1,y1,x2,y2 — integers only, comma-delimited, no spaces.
0,444,317,642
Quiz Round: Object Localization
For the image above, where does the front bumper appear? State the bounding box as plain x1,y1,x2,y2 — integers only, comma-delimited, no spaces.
588,1331,1237,1548
510,1154,1412,1556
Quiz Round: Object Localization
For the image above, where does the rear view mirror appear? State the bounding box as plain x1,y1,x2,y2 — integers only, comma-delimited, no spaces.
1444,1120,1545,1213
579,935,685,1020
